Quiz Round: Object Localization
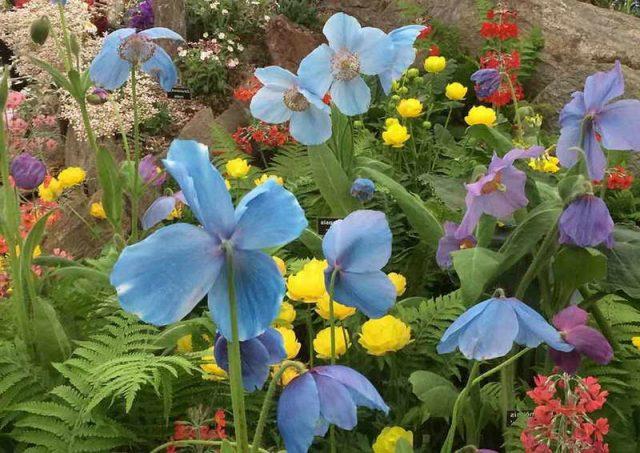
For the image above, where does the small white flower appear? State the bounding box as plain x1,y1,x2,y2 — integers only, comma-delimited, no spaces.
203,32,209,38
218,32,226,39
237,44,244,51
264,15,270,21
226,58,239,68
227,45,234,52
222,9,229,15
178,50,188,57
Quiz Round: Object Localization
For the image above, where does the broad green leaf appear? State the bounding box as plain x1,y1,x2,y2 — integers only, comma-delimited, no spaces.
409,370,459,419
51,266,111,287
298,228,324,258
32,297,71,363
96,146,123,230
29,57,73,93
553,246,607,289
20,212,53,281
308,144,359,217
476,215,496,248
420,174,466,211
467,124,513,154
602,227,640,298
452,247,502,304
557,175,588,203
327,106,354,173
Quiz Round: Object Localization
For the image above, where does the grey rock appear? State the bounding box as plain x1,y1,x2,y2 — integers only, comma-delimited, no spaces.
179,101,249,150
265,15,324,72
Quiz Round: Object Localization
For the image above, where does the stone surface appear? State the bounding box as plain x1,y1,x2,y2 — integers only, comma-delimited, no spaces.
178,101,249,150
152,0,186,56
265,15,324,72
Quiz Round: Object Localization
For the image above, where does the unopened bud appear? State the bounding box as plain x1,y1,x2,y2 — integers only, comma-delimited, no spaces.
30,16,51,45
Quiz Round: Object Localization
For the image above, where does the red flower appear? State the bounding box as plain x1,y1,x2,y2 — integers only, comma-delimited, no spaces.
417,24,433,40
233,77,262,103
0,236,7,255
173,422,194,441
428,44,440,56
606,166,634,190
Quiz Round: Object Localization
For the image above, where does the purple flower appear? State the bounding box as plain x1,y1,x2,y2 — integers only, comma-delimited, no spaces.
213,328,286,391
549,305,613,374
350,178,375,202
557,60,640,181
559,194,614,248
139,154,166,186
87,87,109,105
141,191,186,230
129,0,154,31
10,152,46,190
470,68,501,98
436,221,477,270
457,146,544,239
277,365,388,453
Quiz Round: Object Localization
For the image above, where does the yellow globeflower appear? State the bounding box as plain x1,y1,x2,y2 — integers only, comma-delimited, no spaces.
372,426,414,453
385,118,400,128
273,256,287,276
176,334,193,353
396,98,423,118
313,326,350,359
528,154,560,174
445,82,468,101
272,364,301,386
275,326,301,359
254,174,284,186
89,202,107,220
633,337,640,350
315,294,356,320
225,158,251,178
38,177,63,202
275,301,296,325
58,167,86,188
382,123,410,148
201,354,227,381
286,259,328,303
359,315,412,356
387,272,407,296
424,56,446,73
465,105,497,127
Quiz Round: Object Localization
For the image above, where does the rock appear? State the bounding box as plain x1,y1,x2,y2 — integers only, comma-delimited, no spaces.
179,101,249,151
152,0,186,55
265,15,324,72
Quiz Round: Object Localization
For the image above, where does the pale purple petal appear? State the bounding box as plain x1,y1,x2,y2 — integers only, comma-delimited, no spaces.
552,305,588,331
559,195,614,248
583,60,624,111
565,325,613,365
596,99,640,151
549,349,582,374
277,372,320,453
313,374,357,430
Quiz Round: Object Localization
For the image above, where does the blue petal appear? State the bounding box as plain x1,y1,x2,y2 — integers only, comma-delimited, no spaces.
315,418,330,437
163,140,235,239
102,28,136,49
258,327,287,363
508,299,574,352
389,25,425,47
556,123,582,170
458,300,519,360
232,180,308,250
313,374,357,430
289,106,333,145
583,124,607,181
323,13,363,52
379,26,421,94
330,77,371,116
583,60,624,112
250,86,291,124
89,46,132,90
559,91,586,126
142,45,178,91
313,365,388,413
110,224,223,325
208,249,284,341
597,99,640,151
277,372,320,453
255,66,297,90
352,27,393,76
214,334,271,392
322,210,392,272
437,299,491,354
139,27,184,42
329,270,395,318
298,45,334,98
141,196,176,230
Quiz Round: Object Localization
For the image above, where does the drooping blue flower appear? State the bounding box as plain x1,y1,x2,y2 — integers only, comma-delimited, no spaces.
141,191,186,230
250,66,331,146
110,139,308,341
349,178,375,202
437,295,574,360
89,27,184,92
557,60,640,181
277,365,388,453
470,68,501,98
558,194,614,248
298,13,393,116
378,25,426,95
322,210,396,318
213,328,286,391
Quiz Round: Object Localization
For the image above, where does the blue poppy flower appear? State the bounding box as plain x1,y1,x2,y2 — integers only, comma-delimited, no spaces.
349,178,375,202
298,13,393,115
322,210,396,318
89,27,184,92
141,191,186,230
470,68,501,98
110,139,308,341
277,365,388,453
437,296,574,360
213,328,286,391
378,25,426,95
250,66,331,145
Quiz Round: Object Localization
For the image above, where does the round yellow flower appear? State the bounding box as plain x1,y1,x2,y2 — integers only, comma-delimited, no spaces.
225,158,251,178
273,364,301,386
200,354,227,381
58,167,86,188
359,315,412,356
313,326,350,359
632,337,640,350
275,301,296,325
465,106,497,127
273,256,287,276
372,426,414,453
385,118,400,128
315,294,356,320
176,334,193,353
275,326,301,359
424,56,446,73
38,177,63,202
445,82,468,101
528,154,560,174
396,98,423,118
286,259,328,303
89,202,107,220
382,123,410,148
387,272,407,296
254,174,284,186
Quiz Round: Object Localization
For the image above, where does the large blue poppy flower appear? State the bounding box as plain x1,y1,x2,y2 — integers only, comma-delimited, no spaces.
277,365,388,453
378,25,426,95
437,296,574,360
110,139,308,341
322,210,396,318
298,13,393,116
250,66,331,146
89,27,184,92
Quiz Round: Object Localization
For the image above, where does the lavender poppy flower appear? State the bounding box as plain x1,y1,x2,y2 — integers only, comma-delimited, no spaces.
89,27,183,92
141,191,186,230
350,178,375,202
277,365,388,453
298,13,393,115
110,139,308,341
436,221,477,270
323,210,396,318
471,68,501,98
557,60,640,181
139,154,166,187
549,305,613,374
559,194,614,248
213,328,286,391
437,295,573,360
378,25,426,94
10,152,46,190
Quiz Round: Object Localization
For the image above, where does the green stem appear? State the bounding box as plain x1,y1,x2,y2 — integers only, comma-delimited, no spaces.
150,440,269,453
130,68,141,242
515,223,559,300
504,74,523,140
224,245,249,452
57,3,73,72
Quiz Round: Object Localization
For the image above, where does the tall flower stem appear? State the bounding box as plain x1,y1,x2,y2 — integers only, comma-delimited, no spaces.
57,4,74,72
223,245,249,452
504,73,523,140
150,440,269,453
515,223,559,301
327,268,340,453
130,67,141,242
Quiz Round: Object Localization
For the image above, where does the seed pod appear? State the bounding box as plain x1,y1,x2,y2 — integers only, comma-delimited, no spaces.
30,16,51,45
70,34,81,58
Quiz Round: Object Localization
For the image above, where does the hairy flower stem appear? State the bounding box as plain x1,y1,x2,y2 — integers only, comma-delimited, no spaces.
150,440,270,453
57,4,74,72
224,245,249,452
504,72,523,140
327,268,339,453
251,361,307,453
130,68,141,242
515,223,559,301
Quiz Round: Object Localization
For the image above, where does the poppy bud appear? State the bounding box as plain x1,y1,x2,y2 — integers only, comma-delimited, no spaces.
86,87,109,105
10,153,46,190
30,16,51,45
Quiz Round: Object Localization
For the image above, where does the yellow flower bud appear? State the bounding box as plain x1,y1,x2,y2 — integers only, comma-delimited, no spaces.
38,177,63,202
275,301,296,325
372,426,414,453
445,82,468,101
275,326,301,359
89,202,107,220
176,334,193,353
632,337,640,350
385,118,400,128
424,56,446,73
528,154,560,174
58,167,86,188
225,158,251,178
315,294,356,320
272,364,301,386
464,105,497,127
200,354,227,381
382,123,410,148
387,272,407,296
396,98,423,118
359,315,412,356
313,326,350,359
254,174,284,186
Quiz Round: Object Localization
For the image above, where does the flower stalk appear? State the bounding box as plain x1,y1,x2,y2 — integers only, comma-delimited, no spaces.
130,67,141,242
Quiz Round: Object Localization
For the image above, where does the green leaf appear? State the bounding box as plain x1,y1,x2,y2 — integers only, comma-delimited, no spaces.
327,106,354,173
96,147,123,230
308,144,359,217
451,247,502,304
20,211,53,280
32,298,71,363
29,57,73,92
220,440,235,452
602,227,640,298
476,215,496,248
395,437,414,453
298,228,324,258
50,266,111,287
558,175,588,203
467,124,513,154
553,246,607,290
409,370,459,418
0,67,7,110
420,174,466,211
361,167,443,249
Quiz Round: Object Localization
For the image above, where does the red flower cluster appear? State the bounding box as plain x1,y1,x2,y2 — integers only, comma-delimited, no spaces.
166,410,227,452
20,200,61,233
481,9,519,40
233,76,262,103
522,374,609,453
606,166,634,190
232,123,292,155
417,24,433,40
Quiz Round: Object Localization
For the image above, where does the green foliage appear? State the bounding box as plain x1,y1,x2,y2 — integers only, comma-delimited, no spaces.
518,27,545,82
276,0,319,29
